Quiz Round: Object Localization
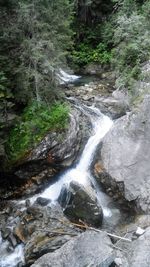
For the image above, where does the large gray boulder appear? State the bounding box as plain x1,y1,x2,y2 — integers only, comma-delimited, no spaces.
95,95,150,212
31,231,115,267
58,181,103,227
128,227,150,267
116,226,150,267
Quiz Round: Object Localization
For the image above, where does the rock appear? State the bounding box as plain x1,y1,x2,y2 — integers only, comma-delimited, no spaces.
135,215,150,229
95,95,150,212
65,80,128,119
36,197,51,206
14,224,29,243
83,63,103,75
135,227,145,236
127,227,150,267
112,88,130,109
8,233,17,248
31,231,115,267
12,203,80,265
95,96,128,119
22,109,83,167
114,257,122,266
58,181,103,227
1,107,91,199
25,199,31,207
1,228,11,239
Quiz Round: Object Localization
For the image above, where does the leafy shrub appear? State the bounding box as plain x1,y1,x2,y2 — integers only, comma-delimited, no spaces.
6,101,69,162
111,2,150,90
72,43,112,66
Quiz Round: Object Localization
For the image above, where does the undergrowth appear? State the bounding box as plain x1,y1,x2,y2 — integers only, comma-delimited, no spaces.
6,101,69,163
72,43,112,67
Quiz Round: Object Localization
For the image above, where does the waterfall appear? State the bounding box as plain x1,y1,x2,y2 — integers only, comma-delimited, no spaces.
57,69,81,84
0,104,119,267
41,106,113,216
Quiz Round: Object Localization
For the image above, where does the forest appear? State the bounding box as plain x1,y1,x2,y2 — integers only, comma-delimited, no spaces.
0,0,150,168
0,1,150,267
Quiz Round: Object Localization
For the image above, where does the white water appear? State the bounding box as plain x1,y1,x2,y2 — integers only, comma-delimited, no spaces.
57,69,80,84
0,233,24,267
0,105,119,267
40,106,115,219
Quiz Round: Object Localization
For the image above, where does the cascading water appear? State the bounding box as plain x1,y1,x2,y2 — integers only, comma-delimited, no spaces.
57,69,81,84
0,103,120,267
0,232,24,267
40,105,117,219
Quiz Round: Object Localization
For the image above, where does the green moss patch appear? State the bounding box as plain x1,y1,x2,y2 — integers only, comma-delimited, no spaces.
6,101,69,163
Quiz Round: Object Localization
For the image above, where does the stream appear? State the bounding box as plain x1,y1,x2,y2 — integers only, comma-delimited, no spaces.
0,73,121,267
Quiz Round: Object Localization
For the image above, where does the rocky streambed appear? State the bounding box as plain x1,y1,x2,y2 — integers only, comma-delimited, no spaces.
1,67,150,267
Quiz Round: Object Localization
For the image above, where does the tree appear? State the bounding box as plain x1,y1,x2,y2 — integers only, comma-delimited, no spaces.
0,0,73,105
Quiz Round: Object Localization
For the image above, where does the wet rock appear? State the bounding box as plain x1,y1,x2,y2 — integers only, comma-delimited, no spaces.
14,224,29,243
95,95,150,212
36,197,51,206
31,231,115,267
66,80,128,119
25,199,31,208
12,203,80,265
8,233,17,248
25,232,71,266
59,181,103,227
1,228,11,239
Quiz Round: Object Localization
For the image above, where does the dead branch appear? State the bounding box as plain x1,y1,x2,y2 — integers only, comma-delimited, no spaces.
48,216,132,242
36,228,78,237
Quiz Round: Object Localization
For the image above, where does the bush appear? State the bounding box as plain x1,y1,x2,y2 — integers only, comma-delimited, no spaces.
111,2,150,90
6,101,69,162
72,43,112,66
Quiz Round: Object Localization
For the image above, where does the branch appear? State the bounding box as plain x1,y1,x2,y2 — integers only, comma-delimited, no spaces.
36,228,78,237
46,216,132,242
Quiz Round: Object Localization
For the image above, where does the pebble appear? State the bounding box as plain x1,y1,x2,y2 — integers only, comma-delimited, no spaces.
135,226,145,236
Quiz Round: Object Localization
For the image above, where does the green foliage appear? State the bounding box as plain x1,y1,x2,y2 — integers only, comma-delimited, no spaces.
6,102,69,163
0,0,73,104
71,0,114,68
72,43,112,66
105,0,150,90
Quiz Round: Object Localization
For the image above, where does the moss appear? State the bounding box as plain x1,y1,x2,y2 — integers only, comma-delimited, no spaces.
6,101,69,164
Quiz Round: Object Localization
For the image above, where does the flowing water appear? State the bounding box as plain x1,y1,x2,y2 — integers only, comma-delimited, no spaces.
0,102,121,267
41,106,113,206
57,69,81,84
0,232,24,267
40,105,120,221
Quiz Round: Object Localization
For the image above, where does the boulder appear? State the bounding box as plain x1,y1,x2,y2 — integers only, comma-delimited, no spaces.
83,63,103,75
58,181,103,227
65,81,128,119
31,231,115,267
127,227,150,267
116,227,150,267
1,108,91,199
95,95,150,212
15,109,82,179
36,197,51,206
12,203,80,265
